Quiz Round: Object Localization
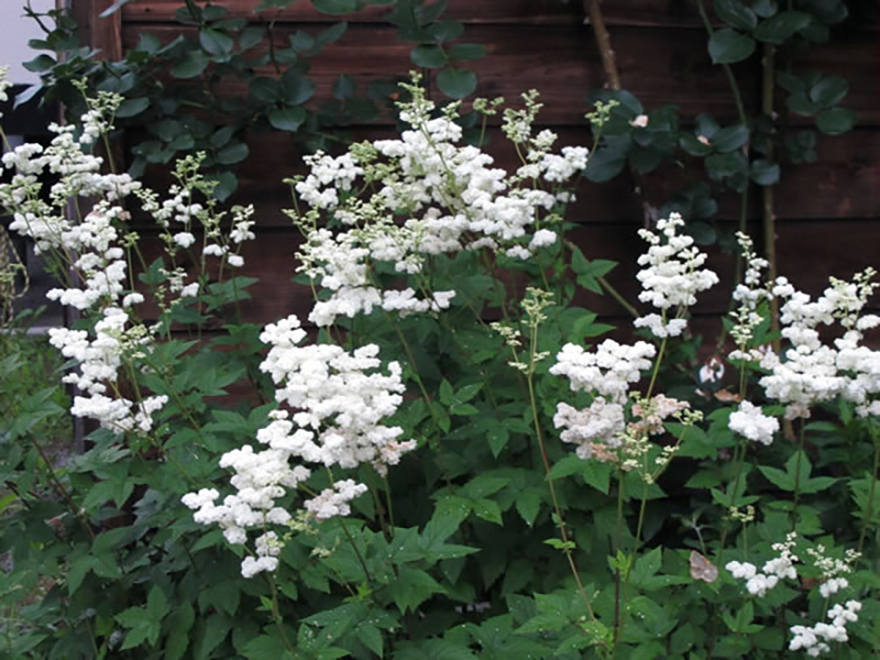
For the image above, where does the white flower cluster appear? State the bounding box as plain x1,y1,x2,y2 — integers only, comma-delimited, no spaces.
292,82,586,326
553,398,625,459
634,213,719,339
184,314,413,577
728,401,779,446
790,601,862,657
729,232,771,361
0,66,11,119
726,532,799,597
550,339,656,403
759,270,880,420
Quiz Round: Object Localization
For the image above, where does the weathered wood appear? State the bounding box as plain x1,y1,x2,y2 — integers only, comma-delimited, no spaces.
71,0,124,59
119,22,877,127
122,0,879,29
122,0,585,25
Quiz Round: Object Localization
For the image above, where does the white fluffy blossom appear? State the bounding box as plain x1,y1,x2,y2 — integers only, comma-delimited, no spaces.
728,401,779,446
550,339,656,404
553,398,626,459
634,213,719,338
304,480,368,519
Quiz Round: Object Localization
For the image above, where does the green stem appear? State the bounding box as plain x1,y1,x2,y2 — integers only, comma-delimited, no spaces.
338,516,374,587
266,575,297,654
857,438,880,555
790,421,805,531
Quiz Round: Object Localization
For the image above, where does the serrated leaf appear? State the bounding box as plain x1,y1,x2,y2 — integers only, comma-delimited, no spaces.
515,488,543,526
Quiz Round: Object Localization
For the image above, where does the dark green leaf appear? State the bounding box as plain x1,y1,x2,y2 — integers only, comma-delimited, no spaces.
283,75,316,105
753,11,812,44
172,51,210,78
269,106,307,131
115,97,150,118
750,159,780,185
714,0,758,30
437,68,477,99
217,141,250,165
332,74,356,100
809,76,848,108
816,107,856,134
708,29,756,64
200,28,234,55
411,45,448,69
711,124,749,152
22,54,55,73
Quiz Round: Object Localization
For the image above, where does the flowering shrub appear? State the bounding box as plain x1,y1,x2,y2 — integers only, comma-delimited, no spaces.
1,66,879,659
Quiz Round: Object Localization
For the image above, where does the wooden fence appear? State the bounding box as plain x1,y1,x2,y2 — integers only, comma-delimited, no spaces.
70,0,880,330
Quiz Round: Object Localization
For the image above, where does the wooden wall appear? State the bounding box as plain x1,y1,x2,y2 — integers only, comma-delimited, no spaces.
76,0,880,329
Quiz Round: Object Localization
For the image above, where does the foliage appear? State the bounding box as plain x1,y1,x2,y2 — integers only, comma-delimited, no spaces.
1,1,878,658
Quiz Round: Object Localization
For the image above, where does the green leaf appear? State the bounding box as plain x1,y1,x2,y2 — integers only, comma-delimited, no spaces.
707,29,756,64
388,568,444,612
758,464,795,491
437,68,477,99
448,43,486,62
283,75,317,105
411,45,447,68
750,159,780,185
515,488,543,526
200,28,234,55
240,25,265,50
809,76,848,108
332,74,356,100
22,54,55,72
752,0,778,18
548,455,587,480
714,0,758,30
472,498,503,525
816,107,856,135
116,97,150,118
269,106,307,132
711,124,749,152
312,0,358,14
582,461,612,494
753,11,812,44
314,21,348,48
217,141,250,165
172,51,210,78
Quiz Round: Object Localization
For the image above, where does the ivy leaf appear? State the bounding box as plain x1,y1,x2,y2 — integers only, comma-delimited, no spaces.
312,0,358,14
707,29,755,64
816,107,856,135
437,68,477,99
753,11,811,44
269,107,307,132
411,45,447,69
714,0,758,30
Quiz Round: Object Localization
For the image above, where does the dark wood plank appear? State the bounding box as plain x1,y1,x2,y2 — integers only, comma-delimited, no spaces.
123,0,585,24
71,0,123,59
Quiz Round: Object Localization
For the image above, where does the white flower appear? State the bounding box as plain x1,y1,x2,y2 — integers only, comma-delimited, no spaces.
550,339,656,404
173,232,196,248
227,254,244,268
728,401,779,446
